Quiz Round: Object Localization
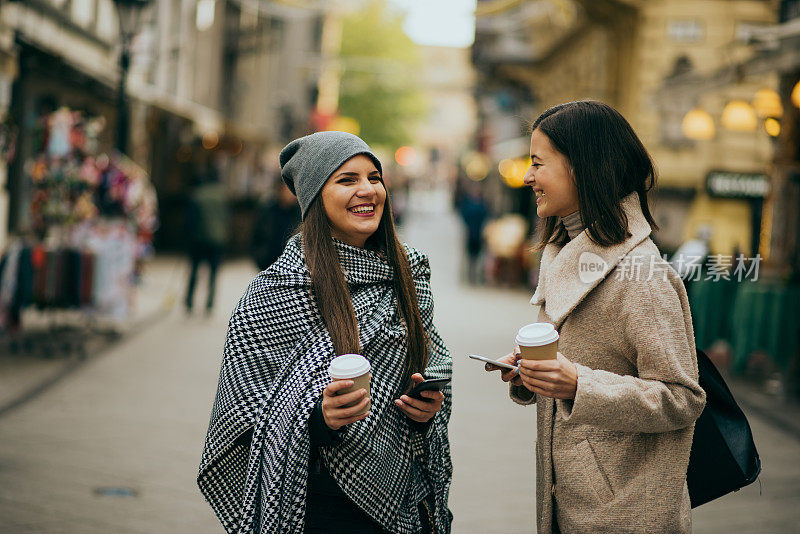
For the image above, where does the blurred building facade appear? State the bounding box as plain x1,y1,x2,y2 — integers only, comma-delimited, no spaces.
472,0,779,261
0,0,326,252
658,0,800,282
131,0,324,252
0,0,122,248
414,45,478,188
473,0,800,392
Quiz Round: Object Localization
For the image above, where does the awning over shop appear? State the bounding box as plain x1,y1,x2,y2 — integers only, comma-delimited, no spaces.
128,80,225,135
8,3,118,91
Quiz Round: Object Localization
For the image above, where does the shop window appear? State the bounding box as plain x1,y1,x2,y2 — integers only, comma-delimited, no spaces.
71,0,96,29
196,0,216,32
96,0,116,41
269,16,285,50
312,14,324,50
781,0,800,22
668,20,704,43
660,56,696,148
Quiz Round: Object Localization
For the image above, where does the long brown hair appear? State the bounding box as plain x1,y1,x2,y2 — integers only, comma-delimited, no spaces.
532,100,659,250
302,186,429,389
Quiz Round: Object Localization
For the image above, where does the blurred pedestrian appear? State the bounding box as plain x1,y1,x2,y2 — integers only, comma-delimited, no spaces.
670,224,712,299
487,101,705,533
183,164,228,315
483,214,528,286
250,180,301,271
452,174,467,210
459,185,488,284
390,174,410,226
198,132,453,534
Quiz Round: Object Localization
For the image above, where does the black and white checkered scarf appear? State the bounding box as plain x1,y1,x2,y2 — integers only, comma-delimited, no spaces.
198,235,453,533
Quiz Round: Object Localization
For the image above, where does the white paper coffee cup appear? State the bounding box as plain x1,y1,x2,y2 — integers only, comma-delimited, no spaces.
516,323,559,360
329,353,371,415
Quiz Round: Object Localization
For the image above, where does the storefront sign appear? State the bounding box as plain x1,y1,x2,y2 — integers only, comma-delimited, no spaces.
706,171,770,198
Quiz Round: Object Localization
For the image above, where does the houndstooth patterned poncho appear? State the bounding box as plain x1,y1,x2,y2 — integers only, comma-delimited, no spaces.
198,235,453,533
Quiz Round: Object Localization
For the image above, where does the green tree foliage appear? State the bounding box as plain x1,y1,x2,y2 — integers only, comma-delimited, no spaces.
338,1,426,149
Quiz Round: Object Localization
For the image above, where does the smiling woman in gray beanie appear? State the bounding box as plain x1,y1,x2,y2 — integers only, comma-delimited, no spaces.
198,131,454,534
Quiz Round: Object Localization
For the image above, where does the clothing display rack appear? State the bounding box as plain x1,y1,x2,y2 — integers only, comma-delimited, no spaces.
0,106,157,357
0,221,137,357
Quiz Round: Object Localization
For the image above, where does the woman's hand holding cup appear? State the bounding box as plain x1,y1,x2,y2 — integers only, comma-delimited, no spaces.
517,352,578,399
395,373,444,423
485,347,523,386
322,379,370,430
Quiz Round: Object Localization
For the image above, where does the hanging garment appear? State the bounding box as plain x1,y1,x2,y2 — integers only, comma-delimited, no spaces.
32,246,46,306
64,249,81,307
17,247,33,311
79,251,94,307
44,249,59,306
198,235,453,534
0,241,22,312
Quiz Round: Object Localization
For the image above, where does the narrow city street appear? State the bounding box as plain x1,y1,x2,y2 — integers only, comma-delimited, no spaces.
0,201,798,533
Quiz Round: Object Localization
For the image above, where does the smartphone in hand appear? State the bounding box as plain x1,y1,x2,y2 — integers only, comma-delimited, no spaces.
408,377,451,400
468,354,518,371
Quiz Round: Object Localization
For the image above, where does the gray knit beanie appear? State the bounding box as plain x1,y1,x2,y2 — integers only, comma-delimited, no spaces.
279,131,383,220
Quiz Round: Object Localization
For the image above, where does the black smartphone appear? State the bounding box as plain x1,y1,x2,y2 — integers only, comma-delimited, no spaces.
408,377,451,400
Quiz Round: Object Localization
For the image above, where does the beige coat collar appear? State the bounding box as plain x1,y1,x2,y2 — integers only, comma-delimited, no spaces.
531,192,652,328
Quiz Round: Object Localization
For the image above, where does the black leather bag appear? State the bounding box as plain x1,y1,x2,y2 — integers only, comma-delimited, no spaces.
687,349,762,507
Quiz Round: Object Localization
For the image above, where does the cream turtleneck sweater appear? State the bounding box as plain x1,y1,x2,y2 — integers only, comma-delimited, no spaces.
560,210,585,240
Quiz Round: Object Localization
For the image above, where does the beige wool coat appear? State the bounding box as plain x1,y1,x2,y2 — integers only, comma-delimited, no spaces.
511,192,706,533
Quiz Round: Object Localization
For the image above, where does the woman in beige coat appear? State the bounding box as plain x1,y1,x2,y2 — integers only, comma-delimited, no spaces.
488,101,706,533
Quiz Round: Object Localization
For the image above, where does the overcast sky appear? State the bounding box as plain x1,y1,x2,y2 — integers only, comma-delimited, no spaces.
386,0,477,48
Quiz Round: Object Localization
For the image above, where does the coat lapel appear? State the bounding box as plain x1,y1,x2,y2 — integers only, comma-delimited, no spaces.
531,193,653,328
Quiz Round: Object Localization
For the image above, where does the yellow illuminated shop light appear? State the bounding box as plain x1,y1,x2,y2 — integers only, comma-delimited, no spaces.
463,152,490,181
721,101,757,132
753,88,783,118
792,80,800,109
499,158,528,188
765,118,781,137
329,116,360,136
682,108,715,141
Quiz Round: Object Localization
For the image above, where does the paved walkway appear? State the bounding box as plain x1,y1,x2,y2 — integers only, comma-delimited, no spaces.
0,202,798,533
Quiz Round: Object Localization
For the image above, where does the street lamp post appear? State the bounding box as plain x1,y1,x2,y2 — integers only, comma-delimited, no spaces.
113,0,150,154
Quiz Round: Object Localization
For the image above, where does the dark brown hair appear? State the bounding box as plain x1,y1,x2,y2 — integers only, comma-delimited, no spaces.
302,181,428,390
532,100,659,249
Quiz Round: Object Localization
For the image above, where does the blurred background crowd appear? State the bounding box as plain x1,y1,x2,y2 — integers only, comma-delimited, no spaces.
0,1,799,532
0,0,798,407
1,0,800,398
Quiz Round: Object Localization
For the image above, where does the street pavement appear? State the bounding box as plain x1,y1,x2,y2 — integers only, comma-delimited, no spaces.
1,197,799,533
